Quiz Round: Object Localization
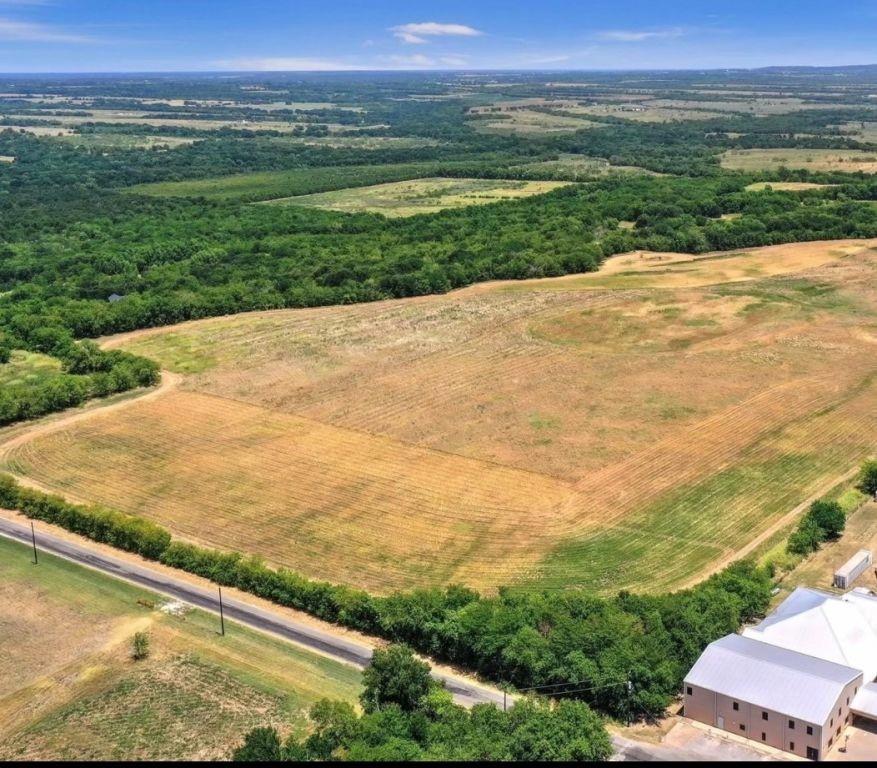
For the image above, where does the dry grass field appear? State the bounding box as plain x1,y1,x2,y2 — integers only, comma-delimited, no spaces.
721,149,877,173
54,134,197,150
266,178,572,217
551,103,729,123
838,122,877,143
469,107,600,135
0,125,75,136
475,95,874,124
745,181,836,192
3,240,877,595
0,536,361,761
509,154,659,178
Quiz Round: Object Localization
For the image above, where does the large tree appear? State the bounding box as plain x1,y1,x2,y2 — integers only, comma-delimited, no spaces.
360,644,434,713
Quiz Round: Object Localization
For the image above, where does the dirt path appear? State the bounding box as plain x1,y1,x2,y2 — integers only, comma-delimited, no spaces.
0,371,181,460
679,464,864,589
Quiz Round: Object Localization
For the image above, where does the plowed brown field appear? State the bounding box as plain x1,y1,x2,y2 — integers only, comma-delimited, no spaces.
3,239,877,594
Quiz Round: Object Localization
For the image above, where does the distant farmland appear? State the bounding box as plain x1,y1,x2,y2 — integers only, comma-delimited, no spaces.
265,178,572,217
127,163,485,202
3,240,877,595
721,148,877,173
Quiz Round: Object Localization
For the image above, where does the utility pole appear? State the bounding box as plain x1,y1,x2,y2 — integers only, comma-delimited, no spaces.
503,690,507,713
627,676,634,727
30,522,38,565
218,586,225,636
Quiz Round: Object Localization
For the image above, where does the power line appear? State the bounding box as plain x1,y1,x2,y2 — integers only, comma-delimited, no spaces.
515,676,628,694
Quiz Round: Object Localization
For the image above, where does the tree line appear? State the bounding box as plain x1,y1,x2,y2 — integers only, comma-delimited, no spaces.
0,336,159,427
233,644,613,762
0,473,772,722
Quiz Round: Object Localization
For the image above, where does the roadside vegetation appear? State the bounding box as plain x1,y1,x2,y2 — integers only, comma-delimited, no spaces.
0,473,772,722
234,645,612,762
0,535,361,761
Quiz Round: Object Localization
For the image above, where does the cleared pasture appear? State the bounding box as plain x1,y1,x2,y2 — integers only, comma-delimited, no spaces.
0,351,64,388
2,111,369,134
273,135,440,149
745,181,836,191
3,241,874,595
54,133,197,150
509,154,659,178
0,125,74,136
126,162,459,202
648,97,870,116
496,239,870,291
0,536,361,760
555,103,729,123
469,108,599,135
266,178,571,217
721,148,877,173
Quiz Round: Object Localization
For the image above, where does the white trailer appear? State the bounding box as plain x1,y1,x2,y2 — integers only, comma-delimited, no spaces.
833,549,873,589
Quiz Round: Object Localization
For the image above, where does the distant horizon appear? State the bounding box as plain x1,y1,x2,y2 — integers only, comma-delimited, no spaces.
2,62,877,77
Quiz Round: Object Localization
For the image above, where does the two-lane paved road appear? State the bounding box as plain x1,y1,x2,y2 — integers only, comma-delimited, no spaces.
0,515,505,709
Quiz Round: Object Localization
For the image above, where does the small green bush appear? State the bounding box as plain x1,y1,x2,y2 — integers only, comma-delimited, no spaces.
860,460,877,497
131,631,150,660
787,498,846,556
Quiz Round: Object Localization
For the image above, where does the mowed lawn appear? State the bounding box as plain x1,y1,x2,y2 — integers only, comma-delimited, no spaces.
0,536,361,761
3,240,877,595
264,177,572,217
721,148,877,173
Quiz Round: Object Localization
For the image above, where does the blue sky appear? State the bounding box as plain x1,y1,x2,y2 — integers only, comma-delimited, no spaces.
0,0,875,72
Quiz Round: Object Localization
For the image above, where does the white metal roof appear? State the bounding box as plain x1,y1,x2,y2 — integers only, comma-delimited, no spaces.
743,587,877,682
685,634,860,724
852,683,877,719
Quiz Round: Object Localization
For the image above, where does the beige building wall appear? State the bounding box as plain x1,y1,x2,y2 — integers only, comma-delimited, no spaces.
819,677,863,758
683,678,864,760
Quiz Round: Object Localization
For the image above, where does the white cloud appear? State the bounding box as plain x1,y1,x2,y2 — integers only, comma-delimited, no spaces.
0,17,92,43
597,28,685,42
391,22,483,45
215,57,365,71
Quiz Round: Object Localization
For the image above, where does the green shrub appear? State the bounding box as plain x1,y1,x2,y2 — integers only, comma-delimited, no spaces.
232,727,282,762
131,631,150,660
786,498,846,556
361,645,432,714
860,460,877,497
808,500,845,540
